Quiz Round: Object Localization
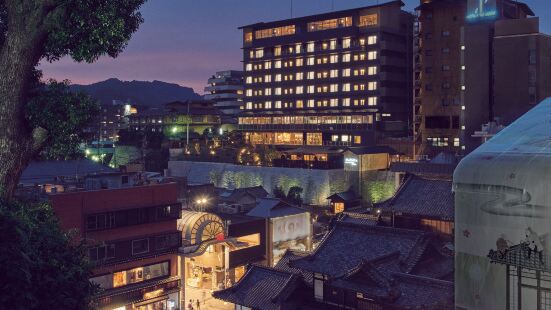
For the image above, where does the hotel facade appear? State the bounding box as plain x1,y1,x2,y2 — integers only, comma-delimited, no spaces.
239,0,413,147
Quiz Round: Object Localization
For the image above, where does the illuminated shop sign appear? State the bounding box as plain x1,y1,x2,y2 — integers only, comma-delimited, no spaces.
344,157,358,166
466,0,497,20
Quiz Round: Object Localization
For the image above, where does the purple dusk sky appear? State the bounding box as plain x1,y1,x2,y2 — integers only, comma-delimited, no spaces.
40,0,551,94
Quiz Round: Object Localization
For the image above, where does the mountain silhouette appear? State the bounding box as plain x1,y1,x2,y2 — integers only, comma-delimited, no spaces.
70,78,201,107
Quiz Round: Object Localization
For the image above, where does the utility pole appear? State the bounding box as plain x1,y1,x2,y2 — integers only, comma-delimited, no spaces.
186,101,190,148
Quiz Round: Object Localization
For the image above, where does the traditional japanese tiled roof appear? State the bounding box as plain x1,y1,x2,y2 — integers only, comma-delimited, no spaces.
345,145,398,155
212,264,305,310
275,250,313,287
378,174,454,221
390,162,456,175
326,189,361,202
246,198,307,218
390,273,454,309
217,185,269,203
20,159,116,184
337,212,380,226
290,221,432,277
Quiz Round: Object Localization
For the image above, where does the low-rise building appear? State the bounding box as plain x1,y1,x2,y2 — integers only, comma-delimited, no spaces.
49,183,182,310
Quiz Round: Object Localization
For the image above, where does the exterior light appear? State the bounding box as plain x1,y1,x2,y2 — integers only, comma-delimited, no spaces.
171,126,178,134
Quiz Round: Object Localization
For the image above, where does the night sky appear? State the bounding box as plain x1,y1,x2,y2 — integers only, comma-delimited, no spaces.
40,0,551,94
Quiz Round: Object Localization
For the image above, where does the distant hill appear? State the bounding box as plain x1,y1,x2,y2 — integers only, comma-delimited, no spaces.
70,78,201,108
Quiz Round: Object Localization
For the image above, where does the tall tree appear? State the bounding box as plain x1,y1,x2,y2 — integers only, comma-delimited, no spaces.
0,0,146,200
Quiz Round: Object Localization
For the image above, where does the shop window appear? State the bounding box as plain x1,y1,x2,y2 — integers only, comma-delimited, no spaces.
334,202,345,214
132,238,149,255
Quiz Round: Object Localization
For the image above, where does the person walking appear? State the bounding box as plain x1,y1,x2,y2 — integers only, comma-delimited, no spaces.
196,299,201,310
187,299,193,310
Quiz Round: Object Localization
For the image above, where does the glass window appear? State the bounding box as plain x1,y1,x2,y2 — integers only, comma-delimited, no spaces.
368,82,377,90
342,68,351,77
308,17,352,32
307,57,315,66
255,25,295,39
255,48,264,58
368,51,377,60
274,60,281,68
368,66,377,75
342,83,351,92
245,63,252,71
342,98,350,106
368,96,377,106
295,43,302,54
330,54,338,63
264,61,271,69
342,53,351,62
132,239,149,255
359,14,378,27
367,35,377,45
330,39,337,50
295,58,303,66
342,38,351,49
307,71,315,80
274,46,281,56
296,72,304,80
307,42,315,53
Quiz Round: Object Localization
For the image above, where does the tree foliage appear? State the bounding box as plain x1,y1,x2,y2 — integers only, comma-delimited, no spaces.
0,200,98,310
287,186,303,206
26,79,99,160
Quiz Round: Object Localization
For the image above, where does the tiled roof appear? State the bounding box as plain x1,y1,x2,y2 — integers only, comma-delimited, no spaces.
337,212,379,226
20,159,116,184
290,221,431,277
274,250,313,287
391,273,454,309
218,186,269,203
378,174,454,221
212,264,305,310
246,198,308,218
345,145,398,155
390,162,456,175
326,189,360,202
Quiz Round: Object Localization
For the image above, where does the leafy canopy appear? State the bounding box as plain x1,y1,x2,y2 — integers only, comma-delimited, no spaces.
0,200,98,310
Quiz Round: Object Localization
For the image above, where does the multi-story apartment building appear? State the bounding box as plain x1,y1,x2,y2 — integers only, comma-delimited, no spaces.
239,0,413,147
50,183,182,310
413,0,466,157
416,0,549,156
203,70,244,116
85,100,137,142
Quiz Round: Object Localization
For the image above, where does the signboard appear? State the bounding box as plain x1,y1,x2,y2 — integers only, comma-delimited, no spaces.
271,213,311,265
466,0,497,21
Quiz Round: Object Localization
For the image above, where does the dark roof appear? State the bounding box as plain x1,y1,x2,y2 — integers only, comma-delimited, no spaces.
378,175,454,221
240,1,405,29
345,145,397,155
282,145,345,155
212,264,305,310
327,189,360,202
274,250,313,287
218,186,269,203
390,162,456,175
246,198,308,218
290,221,432,277
20,160,116,184
337,212,380,226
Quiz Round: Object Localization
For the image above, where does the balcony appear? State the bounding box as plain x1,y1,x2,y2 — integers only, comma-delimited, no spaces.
238,123,372,132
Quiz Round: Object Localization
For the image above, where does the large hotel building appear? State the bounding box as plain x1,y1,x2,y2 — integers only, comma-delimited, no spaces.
238,1,414,147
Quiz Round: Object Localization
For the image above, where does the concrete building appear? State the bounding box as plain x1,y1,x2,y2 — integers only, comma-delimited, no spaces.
203,70,244,116
239,0,414,147
415,0,550,156
49,183,183,310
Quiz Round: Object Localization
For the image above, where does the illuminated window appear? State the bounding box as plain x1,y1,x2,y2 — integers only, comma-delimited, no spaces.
342,68,351,77
343,38,351,49
273,46,281,56
368,96,377,106
461,85,466,91
307,85,315,94
296,72,304,80
367,35,377,45
342,53,351,62
322,42,328,50
330,69,339,78
306,133,322,145
249,50,254,59
334,202,345,214
245,63,252,71
454,137,460,147
296,86,304,94
330,39,337,50
246,102,252,109
359,38,365,46
255,48,264,58
342,83,351,92
330,98,338,107
275,87,282,95
265,101,272,109
368,66,377,75
307,42,315,53
246,89,252,97
296,100,304,108
308,17,352,32
341,135,349,142
307,57,315,66
342,98,350,106
245,77,252,84
264,75,271,82
307,71,315,80
296,58,304,66
307,99,315,108
255,25,295,39
275,101,282,109
330,54,338,63
265,88,272,96
296,43,302,53
368,82,377,91
354,136,362,144
244,32,253,42
368,51,377,60
330,84,338,92
274,60,282,68
359,14,378,27
275,74,282,82
264,61,272,69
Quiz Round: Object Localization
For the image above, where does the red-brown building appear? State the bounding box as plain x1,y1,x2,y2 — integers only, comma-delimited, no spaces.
50,183,182,310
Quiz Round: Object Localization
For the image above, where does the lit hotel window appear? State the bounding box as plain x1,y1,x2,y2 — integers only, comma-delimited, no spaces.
342,83,351,92
255,48,264,58
307,99,315,108
245,64,252,71
307,85,315,94
296,72,304,80
255,25,295,39
244,32,253,42
330,99,338,107
265,88,272,95
296,58,304,66
368,35,377,45
264,61,271,69
343,38,351,49
368,82,377,91
368,96,377,106
354,136,362,144
307,71,315,80
330,54,338,63
246,77,252,84
343,53,351,62
274,46,281,56
368,66,377,75
330,69,339,78
274,60,282,68
265,75,271,82
296,100,304,108
275,101,282,109
359,38,365,46
342,98,350,106
296,43,302,53
308,17,352,32
249,50,254,59
307,57,315,66
296,86,304,94
265,101,272,109
246,102,252,109
330,39,337,50
275,74,282,82
307,42,315,52
359,14,378,27
368,51,377,60
322,42,328,50
330,84,338,92
275,87,282,95
246,89,252,97
342,68,351,77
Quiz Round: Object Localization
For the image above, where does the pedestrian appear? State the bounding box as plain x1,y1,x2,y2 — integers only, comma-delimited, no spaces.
196,299,201,310
187,299,193,310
